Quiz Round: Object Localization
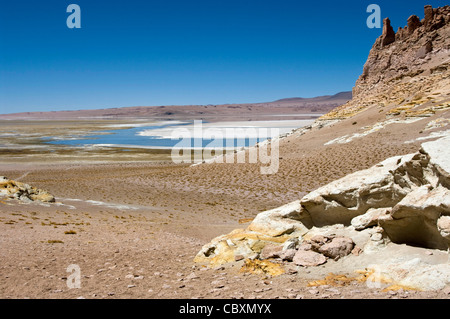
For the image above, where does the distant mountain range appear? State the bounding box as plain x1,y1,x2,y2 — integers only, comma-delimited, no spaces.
273,91,352,104
0,91,352,120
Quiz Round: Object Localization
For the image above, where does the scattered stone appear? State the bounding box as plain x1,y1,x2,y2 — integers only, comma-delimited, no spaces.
211,280,225,288
293,250,327,267
260,244,283,260
351,246,363,256
318,237,355,259
308,288,319,295
280,249,296,261
185,272,199,281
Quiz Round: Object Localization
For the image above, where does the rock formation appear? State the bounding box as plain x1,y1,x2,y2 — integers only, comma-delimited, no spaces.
380,18,396,47
194,133,450,290
0,177,55,203
321,5,450,120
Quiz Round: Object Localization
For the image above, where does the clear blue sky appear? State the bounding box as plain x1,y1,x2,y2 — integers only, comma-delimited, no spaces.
0,0,446,113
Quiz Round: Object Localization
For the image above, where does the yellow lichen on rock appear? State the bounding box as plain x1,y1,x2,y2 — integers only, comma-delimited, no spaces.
239,259,285,277
307,273,358,287
193,227,295,267
0,177,55,203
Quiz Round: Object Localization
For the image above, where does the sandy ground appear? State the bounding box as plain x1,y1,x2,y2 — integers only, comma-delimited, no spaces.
1,108,449,299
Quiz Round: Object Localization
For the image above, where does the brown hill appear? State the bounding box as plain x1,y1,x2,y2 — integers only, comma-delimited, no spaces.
0,92,351,121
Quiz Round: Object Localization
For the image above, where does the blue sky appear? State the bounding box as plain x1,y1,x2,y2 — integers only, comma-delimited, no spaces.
0,0,446,113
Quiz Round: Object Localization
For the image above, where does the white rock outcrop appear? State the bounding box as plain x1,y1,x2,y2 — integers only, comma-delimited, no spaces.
194,134,450,290
0,177,55,203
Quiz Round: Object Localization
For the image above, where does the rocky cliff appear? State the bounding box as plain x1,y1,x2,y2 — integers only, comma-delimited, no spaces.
322,5,450,120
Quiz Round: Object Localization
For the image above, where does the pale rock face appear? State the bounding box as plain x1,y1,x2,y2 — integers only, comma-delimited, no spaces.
380,185,450,249
299,153,425,227
351,208,391,230
248,200,308,237
366,258,450,291
0,177,55,203
421,135,450,188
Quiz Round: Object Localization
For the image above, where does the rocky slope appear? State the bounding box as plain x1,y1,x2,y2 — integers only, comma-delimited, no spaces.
322,5,450,120
194,6,450,292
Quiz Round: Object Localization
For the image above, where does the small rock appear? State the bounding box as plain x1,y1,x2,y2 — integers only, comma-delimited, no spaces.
310,235,329,245
371,233,383,241
293,250,327,267
318,237,355,259
351,246,363,256
185,272,199,280
211,280,225,288
280,249,297,261
297,243,312,251
260,244,283,260
282,237,299,251
308,288,319,295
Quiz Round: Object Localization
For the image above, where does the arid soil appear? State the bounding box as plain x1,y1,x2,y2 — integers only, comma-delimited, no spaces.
1,108,448,299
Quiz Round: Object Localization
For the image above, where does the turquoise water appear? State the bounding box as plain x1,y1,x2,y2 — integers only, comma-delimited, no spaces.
43,122,267,149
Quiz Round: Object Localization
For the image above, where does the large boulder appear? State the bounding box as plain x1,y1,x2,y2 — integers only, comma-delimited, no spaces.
366,258,450,291
380,185,450,249
298,152,428,227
